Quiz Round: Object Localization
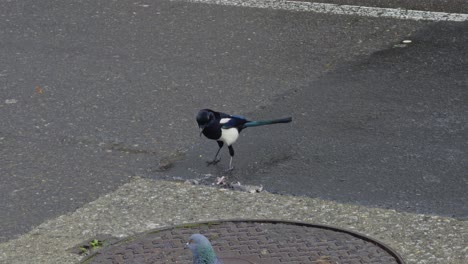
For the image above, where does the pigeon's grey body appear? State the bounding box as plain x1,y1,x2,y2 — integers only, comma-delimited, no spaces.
187,234,223,264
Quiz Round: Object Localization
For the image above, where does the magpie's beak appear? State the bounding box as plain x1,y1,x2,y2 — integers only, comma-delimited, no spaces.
199,125,205,137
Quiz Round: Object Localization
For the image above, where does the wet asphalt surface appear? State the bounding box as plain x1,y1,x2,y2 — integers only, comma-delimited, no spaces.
1,0,467,243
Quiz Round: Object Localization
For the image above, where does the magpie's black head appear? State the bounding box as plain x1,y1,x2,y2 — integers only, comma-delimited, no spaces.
196,109,215,129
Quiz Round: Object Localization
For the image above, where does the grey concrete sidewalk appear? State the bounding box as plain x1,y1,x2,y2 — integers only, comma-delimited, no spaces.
0,177,466,264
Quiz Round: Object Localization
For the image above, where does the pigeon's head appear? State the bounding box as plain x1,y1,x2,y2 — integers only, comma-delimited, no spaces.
196,109,215,129
186,234,212,251
186,234,219,264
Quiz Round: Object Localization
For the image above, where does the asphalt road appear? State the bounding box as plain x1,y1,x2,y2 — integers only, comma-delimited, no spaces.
1,0,467,243
166,19,468,217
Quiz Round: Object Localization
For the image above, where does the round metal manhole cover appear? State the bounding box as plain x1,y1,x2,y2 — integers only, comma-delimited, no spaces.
82,219,404,264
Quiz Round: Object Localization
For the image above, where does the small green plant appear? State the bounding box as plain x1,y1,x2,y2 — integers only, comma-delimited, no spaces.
78,239,104,255
79,246,88,254
90,239,103,248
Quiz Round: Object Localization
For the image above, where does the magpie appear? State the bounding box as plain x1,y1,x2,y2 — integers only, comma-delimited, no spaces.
196,109,292,171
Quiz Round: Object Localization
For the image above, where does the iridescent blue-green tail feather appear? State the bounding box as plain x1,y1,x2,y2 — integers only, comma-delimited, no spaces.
244,117,292,128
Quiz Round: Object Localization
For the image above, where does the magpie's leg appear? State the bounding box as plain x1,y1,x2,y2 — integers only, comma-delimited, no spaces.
206,141,223,166
225,145,235,172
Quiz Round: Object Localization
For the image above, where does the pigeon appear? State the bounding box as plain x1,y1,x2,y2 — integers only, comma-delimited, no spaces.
186,234,223,264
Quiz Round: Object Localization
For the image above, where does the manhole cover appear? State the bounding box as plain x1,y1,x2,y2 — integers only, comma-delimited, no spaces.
82,219,404,264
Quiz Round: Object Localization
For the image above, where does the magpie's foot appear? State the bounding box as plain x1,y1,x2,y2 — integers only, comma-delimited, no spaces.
224,166,234,173
206,159,221,166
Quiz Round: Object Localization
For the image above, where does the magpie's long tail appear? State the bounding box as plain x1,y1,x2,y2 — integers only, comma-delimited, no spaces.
244,117,292,128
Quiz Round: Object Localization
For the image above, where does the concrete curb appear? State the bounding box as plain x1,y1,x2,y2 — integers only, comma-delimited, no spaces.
0,177,466,264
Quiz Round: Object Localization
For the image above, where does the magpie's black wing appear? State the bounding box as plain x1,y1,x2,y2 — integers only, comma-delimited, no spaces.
216,111,232,119
221,115,248,129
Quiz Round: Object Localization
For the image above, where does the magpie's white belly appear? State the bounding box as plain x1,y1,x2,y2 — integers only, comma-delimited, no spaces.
220,128,239,146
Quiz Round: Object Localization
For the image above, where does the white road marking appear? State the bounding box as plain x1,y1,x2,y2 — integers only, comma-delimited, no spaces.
181,0,468,22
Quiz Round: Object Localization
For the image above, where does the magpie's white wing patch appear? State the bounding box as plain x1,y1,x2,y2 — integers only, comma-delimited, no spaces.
220,118,231,124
